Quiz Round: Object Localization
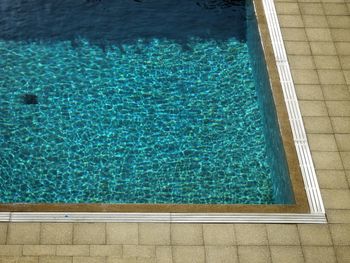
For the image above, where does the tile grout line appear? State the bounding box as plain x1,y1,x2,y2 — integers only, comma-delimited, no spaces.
295,224,305,261
232,224,240,263
5,222,10,245
265,223,274,262
169,223,174,263
201,224,206,263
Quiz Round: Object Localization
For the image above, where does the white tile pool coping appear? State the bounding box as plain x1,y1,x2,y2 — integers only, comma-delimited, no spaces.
0,0,326,224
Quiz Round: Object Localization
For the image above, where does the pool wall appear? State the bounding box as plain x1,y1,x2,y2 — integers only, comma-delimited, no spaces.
246,0,294,204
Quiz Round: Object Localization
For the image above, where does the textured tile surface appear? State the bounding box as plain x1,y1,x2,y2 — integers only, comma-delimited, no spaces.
41,224,73,245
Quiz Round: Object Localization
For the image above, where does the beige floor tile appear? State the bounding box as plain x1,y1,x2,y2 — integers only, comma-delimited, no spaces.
335,134,350,151
139,258,156,263
322,0,347,3
311,151,343,169
0,224,7,245
331,29,350,42
314,56,341,70
106,257,138,263
298,0,320,3
266,224,300,245
172,246,205,263
116,258,156,263
288,56,315,70
23,246,56,256
336,43,350,55
327,16,350,28
303,116,333,133
235,224,268,245
155,246,172,263
89,245,122,257
306,28,332,41
238,246,271,263
7,224,41,245
279,15,304,27
41,224,73,245
310,42,337,55
326,101,350,116
299,101,328,116
276,0,298,2
318,70,346,85
22,245,56,256
270,246,304,263
307,134,338,151
39,256,72,263
327,210,350,223
171,224,203,246
335,246,350,263
106,223,138,245
340,56,350,69
203,225,235,245
72,257,106,263
285,42,311,55
341,152,350,169
205,246,238,263
123,245,155,258
139,224,170,245
330,224,350,245
300,3,324,15
324,3,349,15
302,15,328,28
281,28,307,41
292,69,319,84
303,246,336,263
0,245,23,256
321,189,350,209
275,3,300,14
73,223,105,245
298,224,333,245
56,246,89,256
323,85,350,100
317,170,349,189
0,257,39,263
331,117,350,133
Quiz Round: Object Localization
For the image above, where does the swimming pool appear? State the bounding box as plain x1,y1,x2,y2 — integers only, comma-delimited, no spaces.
0,0,308,211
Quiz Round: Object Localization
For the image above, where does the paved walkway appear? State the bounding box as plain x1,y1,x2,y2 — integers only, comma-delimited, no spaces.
1,0,350,262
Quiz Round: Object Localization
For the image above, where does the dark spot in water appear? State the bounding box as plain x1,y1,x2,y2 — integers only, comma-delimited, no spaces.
70,39,81,48
181,44,192,52
22,94,38,105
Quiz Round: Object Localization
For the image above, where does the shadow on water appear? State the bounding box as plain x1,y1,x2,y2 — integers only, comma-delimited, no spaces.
0,0,246,47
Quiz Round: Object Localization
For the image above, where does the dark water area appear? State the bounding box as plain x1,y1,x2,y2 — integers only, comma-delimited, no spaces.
0,0,283,205
0,0,246,46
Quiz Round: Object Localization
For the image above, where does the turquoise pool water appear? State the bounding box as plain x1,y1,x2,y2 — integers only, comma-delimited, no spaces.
0,0,293,204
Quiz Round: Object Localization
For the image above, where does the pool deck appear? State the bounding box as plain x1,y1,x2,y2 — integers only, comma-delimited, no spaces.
1,0,350,262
